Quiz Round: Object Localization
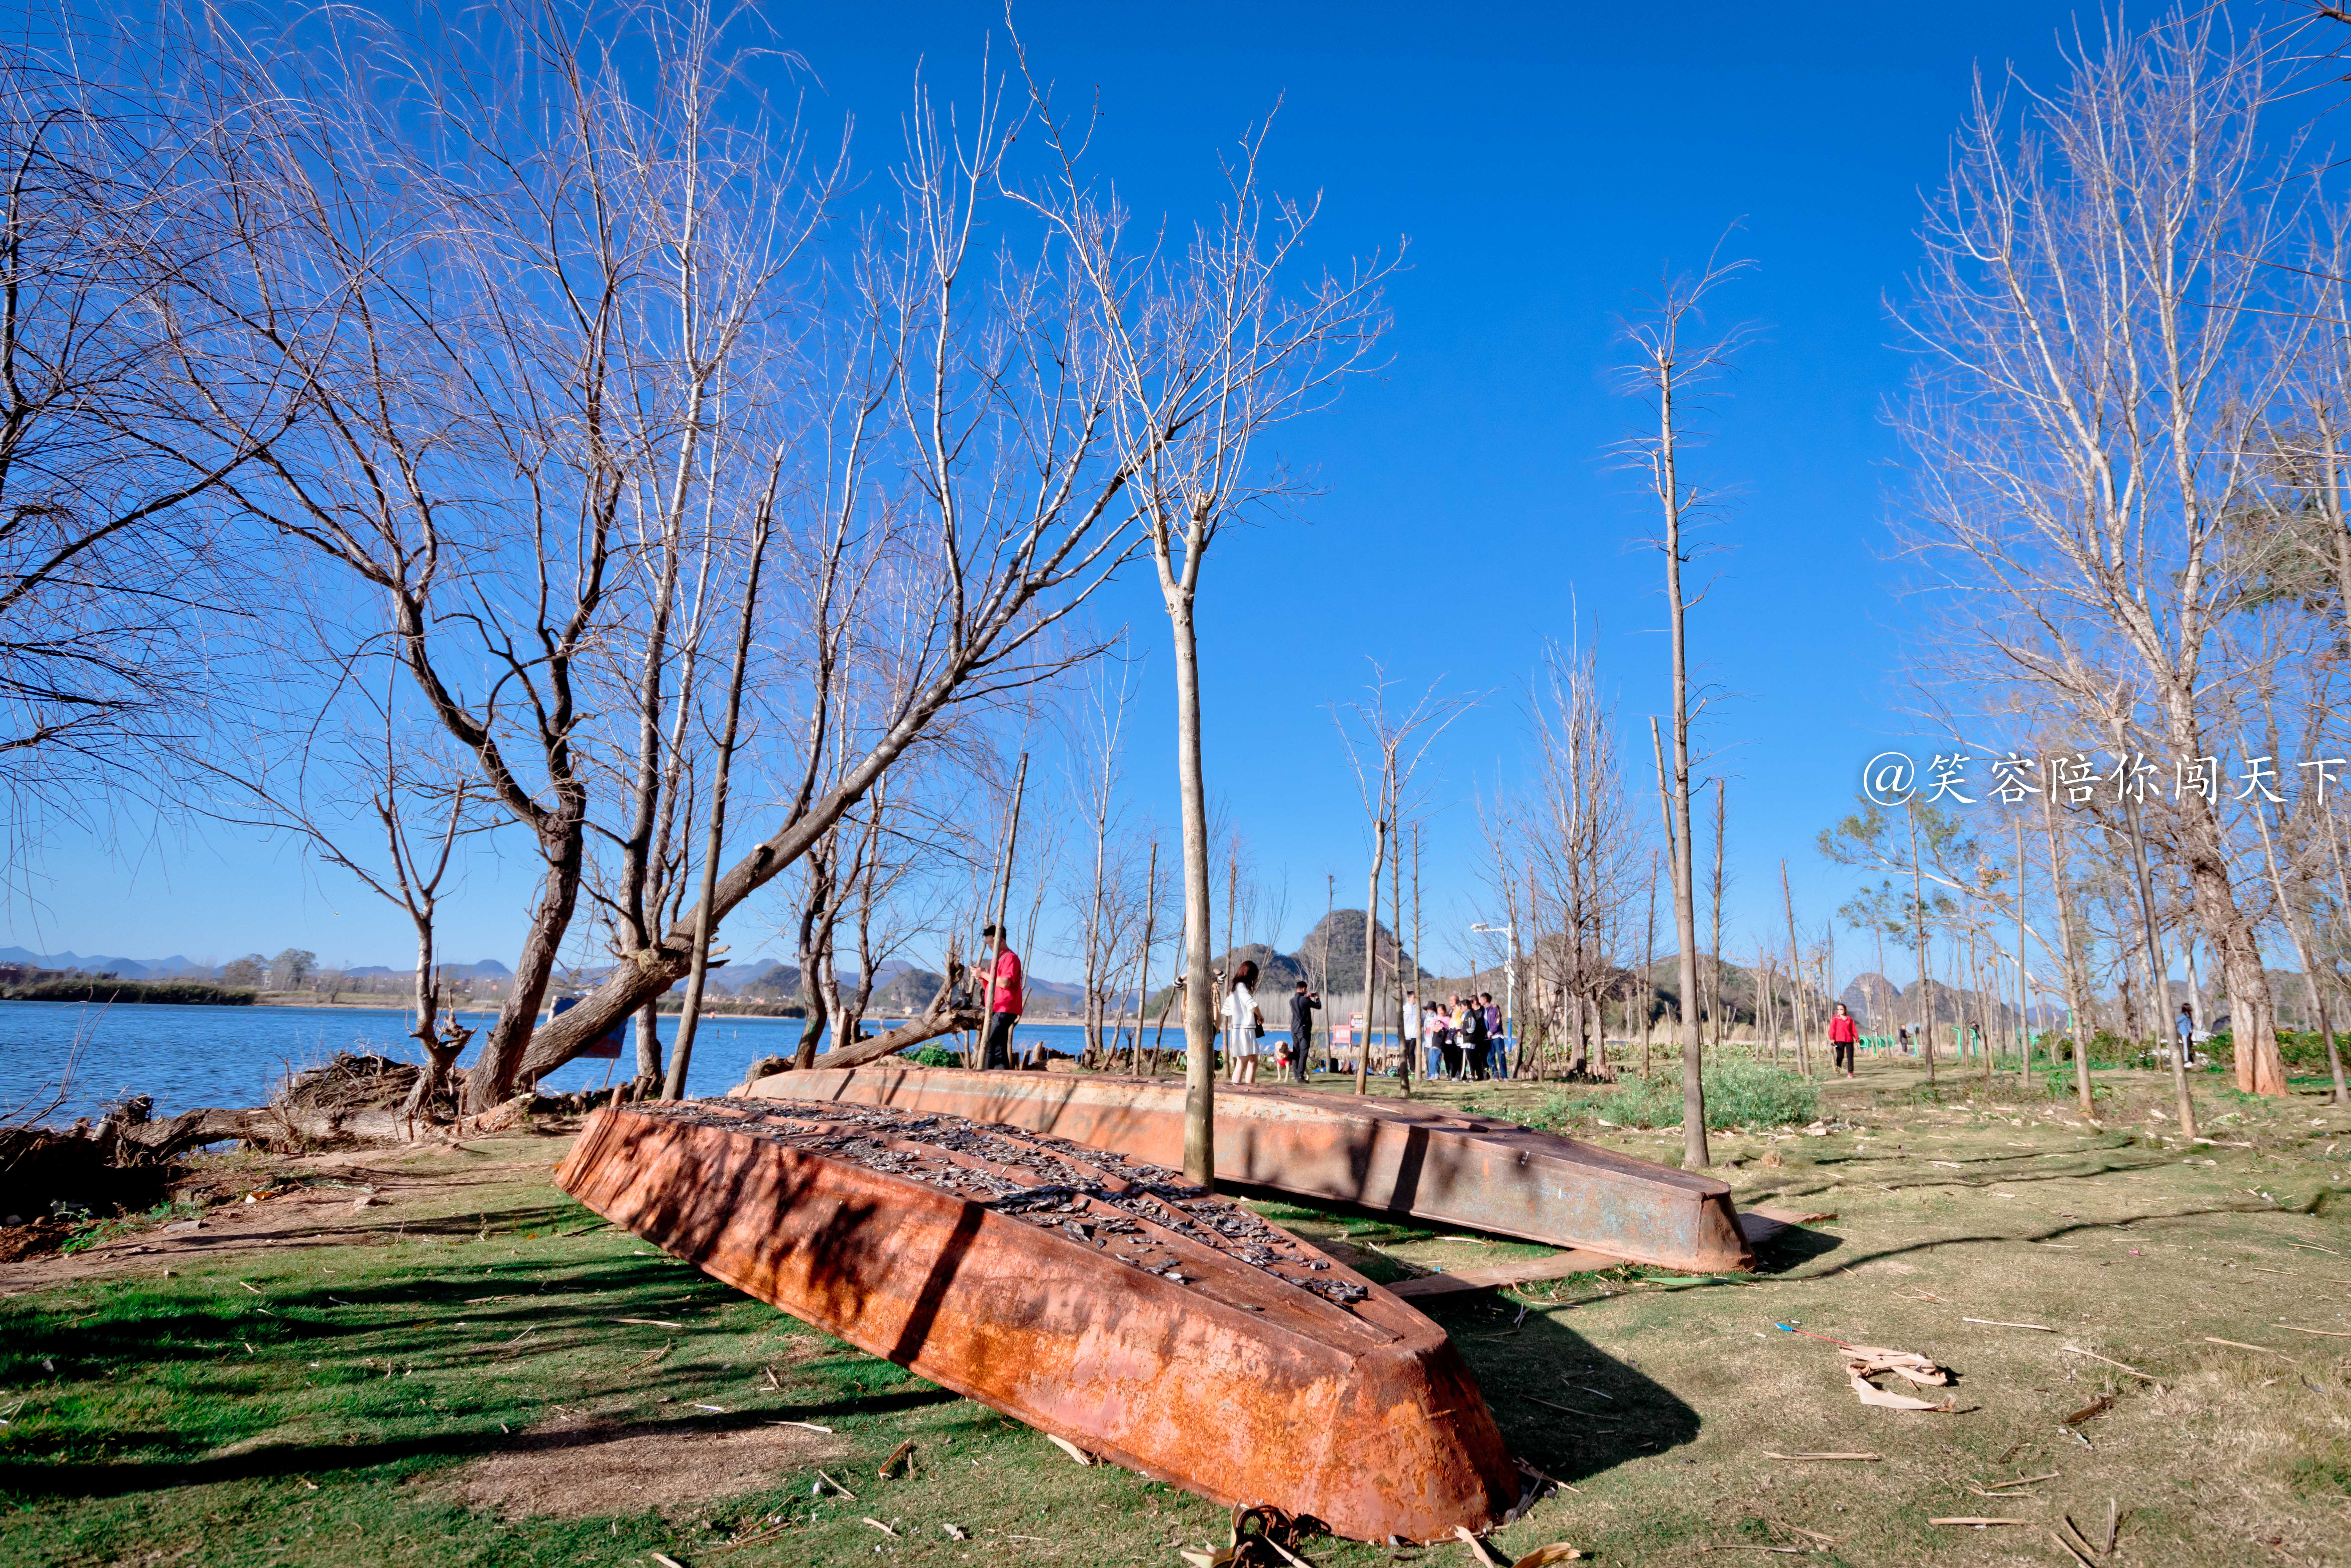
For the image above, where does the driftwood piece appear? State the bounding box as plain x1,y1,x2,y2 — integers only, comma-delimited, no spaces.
115,1104,424,1156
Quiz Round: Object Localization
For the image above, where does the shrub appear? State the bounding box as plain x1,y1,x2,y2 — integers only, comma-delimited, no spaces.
1540,1058,1819,1132
906,1043,962,1068
1,979,254,1005
2279,1031,2347,1073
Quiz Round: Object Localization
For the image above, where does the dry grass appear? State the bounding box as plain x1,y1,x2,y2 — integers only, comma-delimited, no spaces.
448,1406,846,1517
1310,1058,2351,1566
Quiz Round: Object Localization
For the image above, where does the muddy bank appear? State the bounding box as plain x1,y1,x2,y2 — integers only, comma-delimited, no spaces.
1,1053,623,1261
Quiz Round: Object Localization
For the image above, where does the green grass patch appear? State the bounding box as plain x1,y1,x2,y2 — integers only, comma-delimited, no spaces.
2288,1445,2351,1498
1533,1058,1821,1132
55,1198,209,1255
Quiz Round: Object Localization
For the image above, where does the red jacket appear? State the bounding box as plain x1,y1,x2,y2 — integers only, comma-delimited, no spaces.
989,948,1024,1015
1829,1013,1858,1044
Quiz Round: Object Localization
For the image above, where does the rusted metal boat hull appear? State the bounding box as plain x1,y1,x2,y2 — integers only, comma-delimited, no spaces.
555,1104,1518,1542
737,1066,1753,1273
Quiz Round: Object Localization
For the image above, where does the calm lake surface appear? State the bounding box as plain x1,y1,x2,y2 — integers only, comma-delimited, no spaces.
0,1001,1154,1123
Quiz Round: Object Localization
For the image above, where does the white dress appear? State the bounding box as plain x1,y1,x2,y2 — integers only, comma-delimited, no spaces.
1225,983,1259,1056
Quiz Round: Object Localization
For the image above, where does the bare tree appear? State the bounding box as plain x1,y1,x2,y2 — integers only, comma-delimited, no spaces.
1706,777,1729,1055
1333,665,1470,1093
1491,637,1638,1079
1780,860,1810,1077
1895,10,2297,1095
2251,787,2349,1103
0,37,308,870
1617,256,1753,1169
191,667,492,1124
1061,648,1152,1061
1010,71,1396,1181
184,1,840,1112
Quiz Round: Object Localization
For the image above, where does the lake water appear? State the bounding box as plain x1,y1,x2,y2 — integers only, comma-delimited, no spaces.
0,1001,1335,1123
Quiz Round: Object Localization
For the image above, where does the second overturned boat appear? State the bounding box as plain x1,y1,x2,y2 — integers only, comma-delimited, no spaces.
556,1098,1520,1542
737,1065,1754,1274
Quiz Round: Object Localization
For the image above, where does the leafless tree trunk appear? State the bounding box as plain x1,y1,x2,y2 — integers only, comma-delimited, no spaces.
1910,802,1936,1087
666,465,775,1098
2125,784,2199,1133
1389,800,1410,1094
2015,814,2034,1085
1621,260,1750,1168
791,836,842,1069
1356,824,1385,1093
1641,853,1658,1080
1781,860,1810,1078
1335,668,1467,1094
1706,778,1728,1059
2252,796,2348,1104
2044,782,2097,1118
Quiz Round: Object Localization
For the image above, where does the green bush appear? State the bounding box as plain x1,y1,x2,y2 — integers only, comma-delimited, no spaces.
2279,1031,2347,1072
1541,1058,1820,1132
906,1043,962,1068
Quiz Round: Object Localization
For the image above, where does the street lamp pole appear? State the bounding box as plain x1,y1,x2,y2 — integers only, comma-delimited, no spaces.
1471,921,1518,1074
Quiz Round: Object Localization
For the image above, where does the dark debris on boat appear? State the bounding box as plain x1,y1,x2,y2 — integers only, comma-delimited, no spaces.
642,1100,1371,1307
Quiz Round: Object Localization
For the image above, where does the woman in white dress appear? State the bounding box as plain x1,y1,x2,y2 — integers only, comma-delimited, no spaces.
1224,960,1262,1085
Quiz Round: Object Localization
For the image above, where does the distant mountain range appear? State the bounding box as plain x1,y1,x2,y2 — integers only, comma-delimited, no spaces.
0,947,515,982
344,959,514,981
0,947,212,978
1,943,1114,1005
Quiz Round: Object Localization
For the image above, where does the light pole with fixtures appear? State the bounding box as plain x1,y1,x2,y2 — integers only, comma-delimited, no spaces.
1470,921,1517,1076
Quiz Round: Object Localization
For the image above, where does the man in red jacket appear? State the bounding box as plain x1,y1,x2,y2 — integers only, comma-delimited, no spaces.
1829,1002,1860,1077
980,923,1023,1070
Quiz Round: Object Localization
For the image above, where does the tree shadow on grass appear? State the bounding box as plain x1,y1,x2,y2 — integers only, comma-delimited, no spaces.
1423,1297,1701,1483
1756,1201,2302,1282
0,1252,726,1370
0,1385,963,1501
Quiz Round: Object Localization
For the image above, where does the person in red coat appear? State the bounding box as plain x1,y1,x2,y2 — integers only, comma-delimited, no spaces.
980,923,1023,1070
1828,1002,1860,1077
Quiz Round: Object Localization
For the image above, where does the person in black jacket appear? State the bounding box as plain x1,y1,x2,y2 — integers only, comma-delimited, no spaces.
1289,981,1321,1078
1458,994,1491,1081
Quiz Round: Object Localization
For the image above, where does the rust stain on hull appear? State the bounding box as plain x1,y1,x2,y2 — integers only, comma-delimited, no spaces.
738,1066,1754,1274
555,1101,1518,1543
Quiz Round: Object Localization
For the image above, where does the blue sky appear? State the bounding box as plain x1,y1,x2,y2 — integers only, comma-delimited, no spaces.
14,1,2094,983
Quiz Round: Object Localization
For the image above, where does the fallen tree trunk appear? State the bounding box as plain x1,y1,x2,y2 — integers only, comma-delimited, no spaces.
737,950,981,1079
113,1104,452,1158
813,1004,986,1072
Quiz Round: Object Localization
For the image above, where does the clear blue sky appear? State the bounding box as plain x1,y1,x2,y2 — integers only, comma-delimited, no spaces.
14,1,2092,984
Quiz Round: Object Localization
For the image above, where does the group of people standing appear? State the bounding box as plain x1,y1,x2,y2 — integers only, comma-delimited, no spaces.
1405,990,1504,1081
1218,961,1325,1083
974,925,1513,1085
1212,967,1513,1083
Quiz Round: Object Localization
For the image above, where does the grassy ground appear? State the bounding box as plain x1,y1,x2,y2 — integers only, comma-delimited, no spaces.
3,1059,2348,1566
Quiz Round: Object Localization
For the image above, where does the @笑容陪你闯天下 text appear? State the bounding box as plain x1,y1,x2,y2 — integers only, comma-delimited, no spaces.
1859,749,2343,809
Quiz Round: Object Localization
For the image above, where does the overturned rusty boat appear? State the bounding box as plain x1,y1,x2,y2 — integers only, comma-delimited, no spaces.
736,1065,1754,1274
555,1099,1518,1542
